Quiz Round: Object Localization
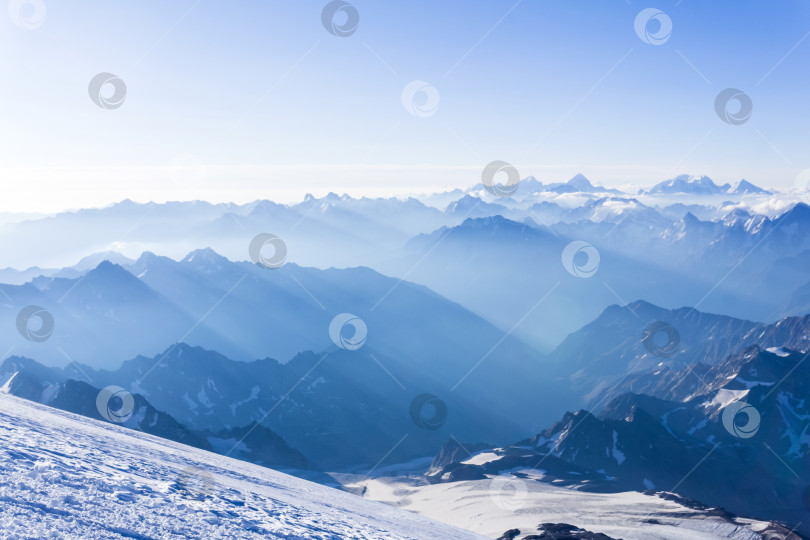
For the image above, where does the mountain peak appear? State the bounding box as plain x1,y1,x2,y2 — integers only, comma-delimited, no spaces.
682,211,700,224
88,260,135,279
458,215,517,229
181,247,229,266
111,198,140,209
722,207,752,226
73,251,134,272
566,173,593,191
624,299,660,311
521,176,544,191
62,261,144,295
728,179,770,195
673,174,713,184
445,194,505,213
647,175,730,195
134,251,160,264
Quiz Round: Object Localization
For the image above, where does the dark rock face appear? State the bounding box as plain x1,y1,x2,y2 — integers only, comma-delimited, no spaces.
429,438,492,470
427,439,607,489
426,461,486,484
504,523,617,540
426,439,491,483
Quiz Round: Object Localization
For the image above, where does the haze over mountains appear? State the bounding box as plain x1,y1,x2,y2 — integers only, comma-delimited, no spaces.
0,173,790,271
1,173,805,351
3,173,810,537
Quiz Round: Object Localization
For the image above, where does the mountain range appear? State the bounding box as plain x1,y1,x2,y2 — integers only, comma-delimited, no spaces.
8,268,810,531
0,173,778,274
427,345,810,535
381,202,810,351
0,172,799,355
1,175,809,536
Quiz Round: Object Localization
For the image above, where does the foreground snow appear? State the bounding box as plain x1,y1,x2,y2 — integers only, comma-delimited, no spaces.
345,469,780,540
0,393,483,539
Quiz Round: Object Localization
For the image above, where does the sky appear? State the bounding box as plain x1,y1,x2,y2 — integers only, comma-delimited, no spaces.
1,0,809,212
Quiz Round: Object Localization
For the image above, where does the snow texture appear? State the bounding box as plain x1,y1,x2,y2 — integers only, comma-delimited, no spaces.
0,393,483,539
348,469,776,540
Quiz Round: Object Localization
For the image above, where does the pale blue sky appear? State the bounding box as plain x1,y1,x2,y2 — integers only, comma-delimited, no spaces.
1,0,809,211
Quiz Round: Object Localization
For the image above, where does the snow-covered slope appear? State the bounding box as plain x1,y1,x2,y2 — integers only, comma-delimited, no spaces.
0,392,483,539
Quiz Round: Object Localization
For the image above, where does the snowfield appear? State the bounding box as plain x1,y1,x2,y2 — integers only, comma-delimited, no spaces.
346,470,781,540
0,392,483,539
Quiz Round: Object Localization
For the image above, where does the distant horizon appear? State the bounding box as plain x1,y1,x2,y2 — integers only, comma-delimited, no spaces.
3,1,809,213
1,169,799,215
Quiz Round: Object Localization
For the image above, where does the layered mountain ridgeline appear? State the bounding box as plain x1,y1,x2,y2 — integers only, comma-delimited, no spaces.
0,341,555,470
0,195,450,272
429,346,810,536
0,252,547,416
380,203,810,351
0,251,537,371
0,358,311,476
2,192,808,356
8,283,810,473
546,300,810,409
0,174,774,272
384,214,730,351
